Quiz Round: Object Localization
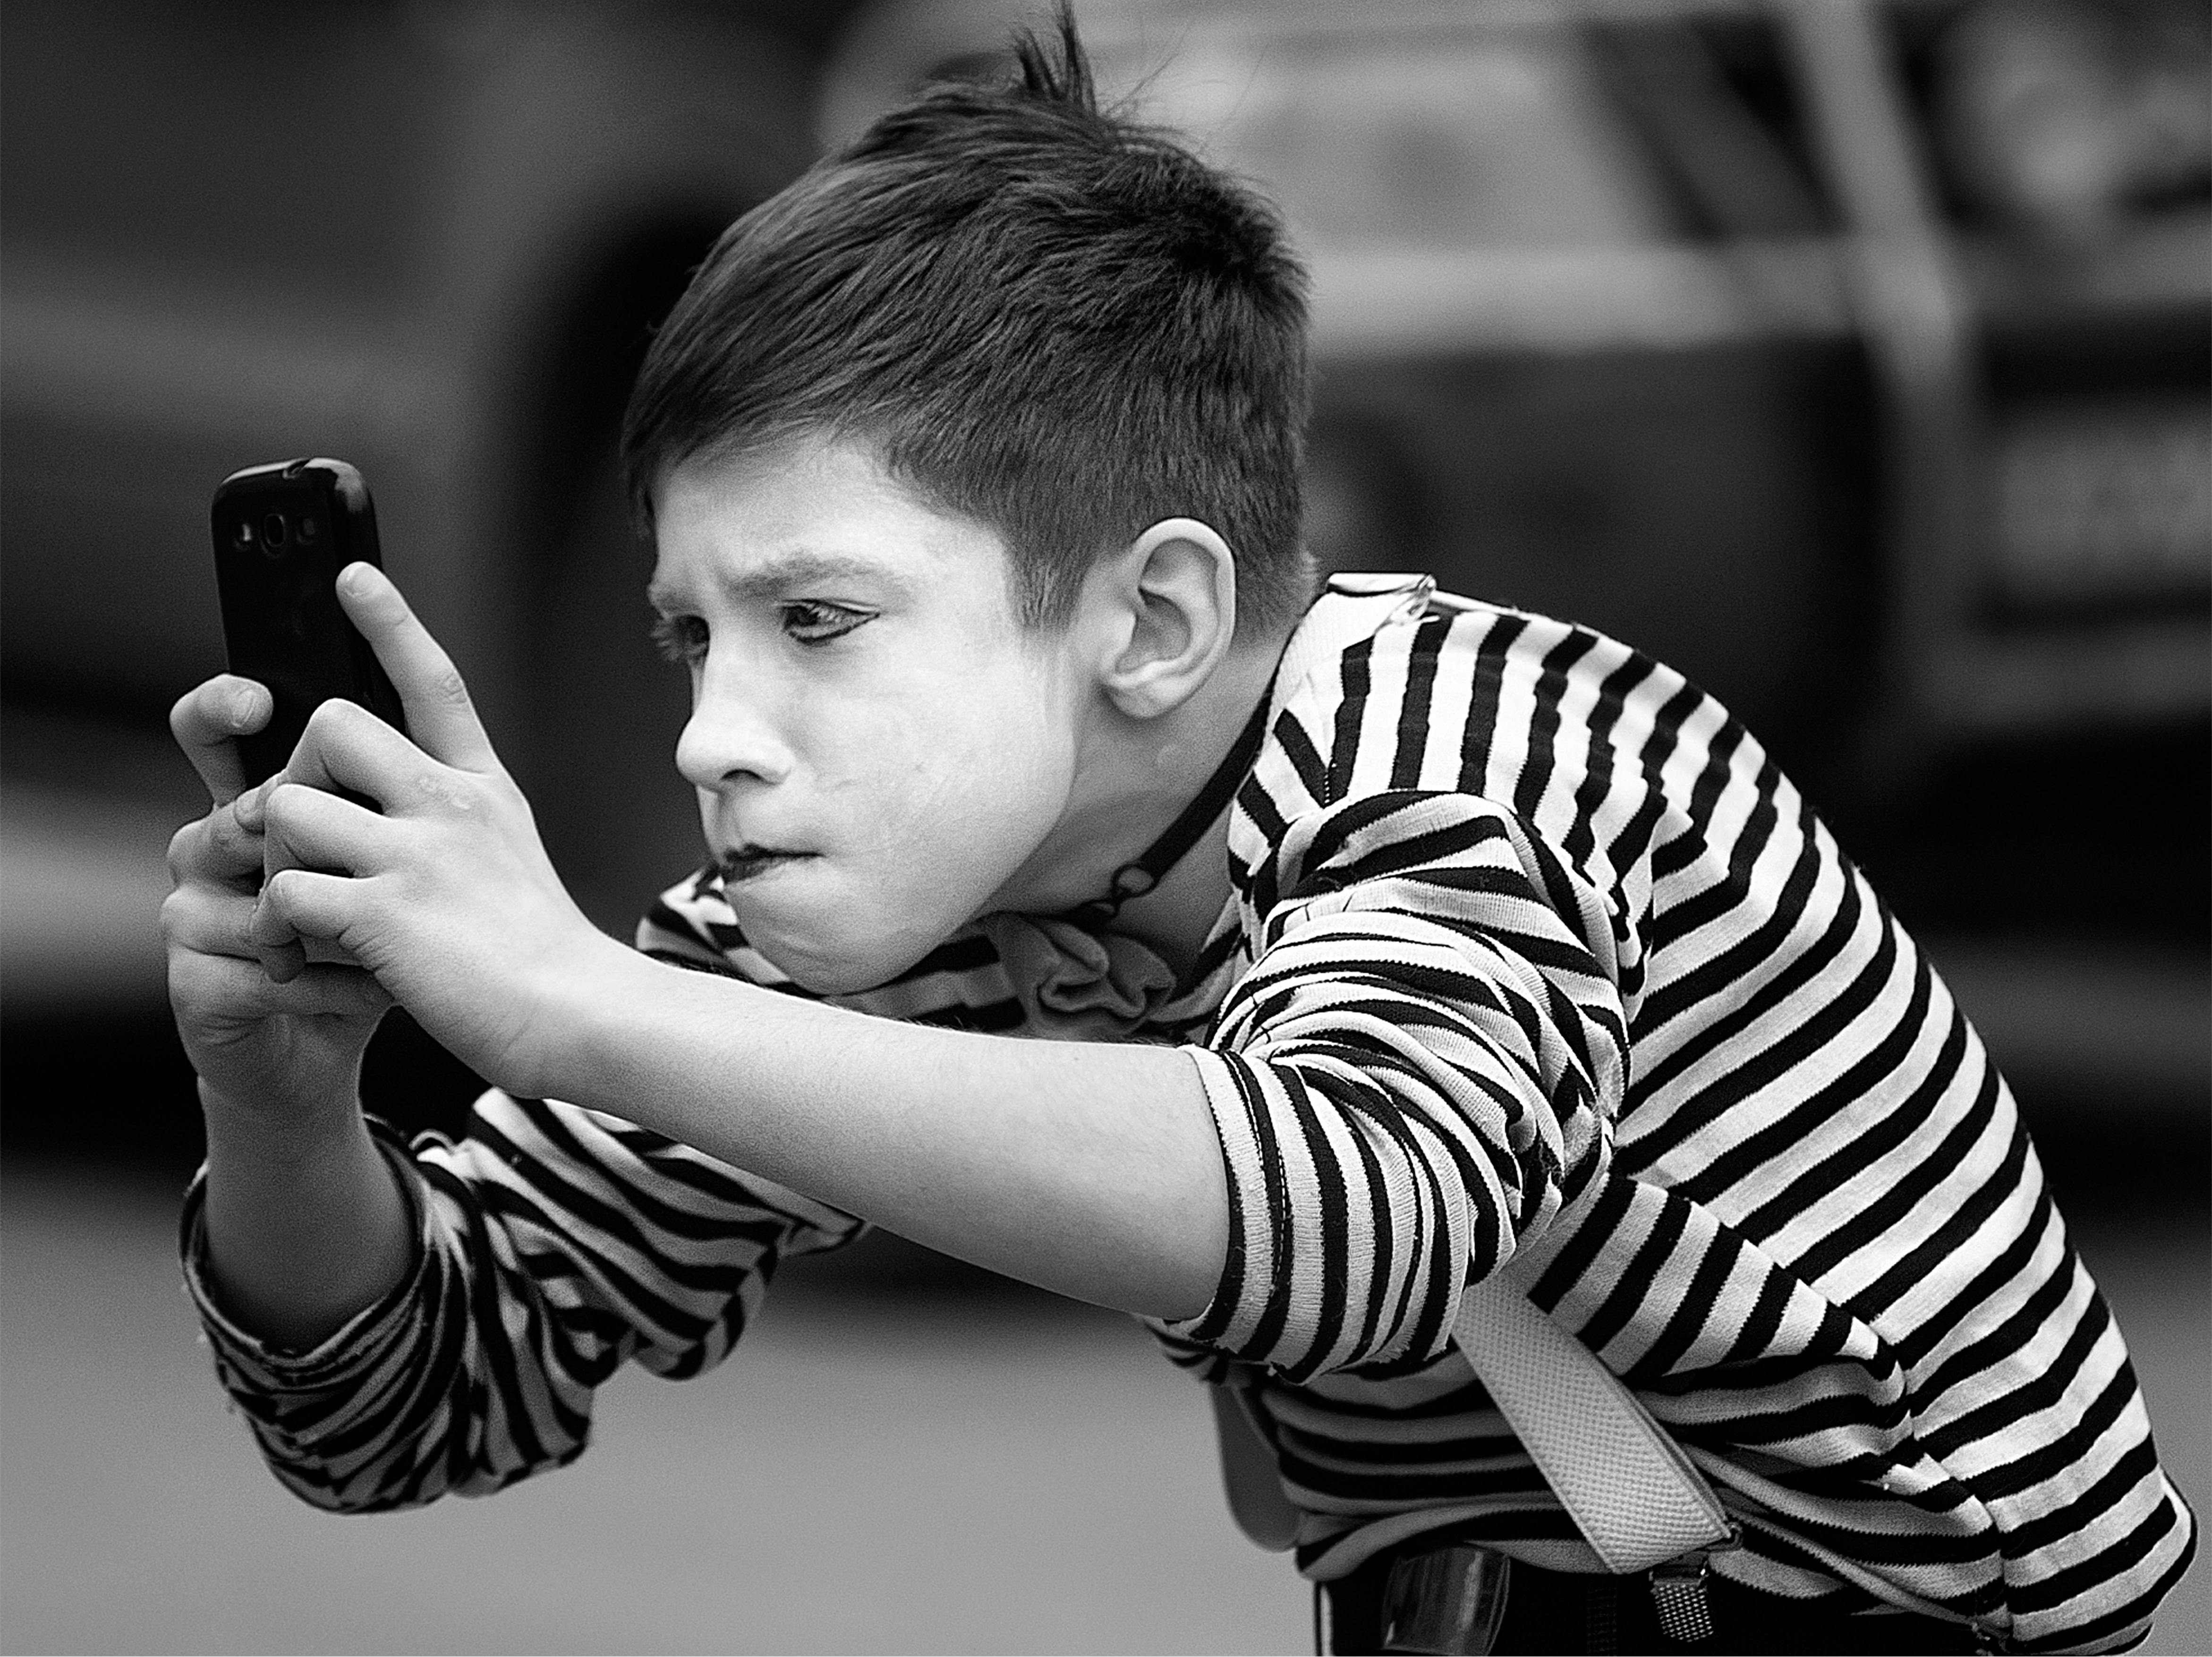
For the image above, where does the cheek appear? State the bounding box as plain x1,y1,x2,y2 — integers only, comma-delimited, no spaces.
829,676,1066,857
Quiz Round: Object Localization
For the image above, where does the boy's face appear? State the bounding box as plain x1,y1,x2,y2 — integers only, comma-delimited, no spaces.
648,437,1087,994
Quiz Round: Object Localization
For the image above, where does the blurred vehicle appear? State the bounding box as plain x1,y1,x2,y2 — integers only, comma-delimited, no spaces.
3,0,2204,1009
2,0,860,942
828,0,2209,787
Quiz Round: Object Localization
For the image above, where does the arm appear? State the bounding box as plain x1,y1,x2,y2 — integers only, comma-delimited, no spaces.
162,673,414,1350
197,1082,416,1350
522,791,1621,1365
183,1090,861,1512
535,948,1228,1317
527,784,1620,1350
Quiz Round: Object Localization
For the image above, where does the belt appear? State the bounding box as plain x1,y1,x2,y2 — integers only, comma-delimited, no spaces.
1319,1536,1993,1656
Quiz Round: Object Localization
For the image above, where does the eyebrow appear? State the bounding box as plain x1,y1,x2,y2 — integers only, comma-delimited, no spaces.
651,549,917,610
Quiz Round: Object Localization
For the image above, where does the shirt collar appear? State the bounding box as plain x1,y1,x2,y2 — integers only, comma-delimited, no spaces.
1267,572,1437,722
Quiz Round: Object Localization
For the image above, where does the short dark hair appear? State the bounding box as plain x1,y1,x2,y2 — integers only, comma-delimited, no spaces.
620,8,1314,637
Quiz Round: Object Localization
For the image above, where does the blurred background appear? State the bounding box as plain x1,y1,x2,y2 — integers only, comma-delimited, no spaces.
1,0,2204,1649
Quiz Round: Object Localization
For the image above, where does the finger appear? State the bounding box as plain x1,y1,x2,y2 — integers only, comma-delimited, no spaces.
234,777,270,833
169,676,274,806
261,772,389,880
275,696,433,816
255,931,307,985
162,881,266,963
251,866,359,981
168,800,268,888
299,934,369,971
163,878,353,970
171,949,392,1021
335,562,500,773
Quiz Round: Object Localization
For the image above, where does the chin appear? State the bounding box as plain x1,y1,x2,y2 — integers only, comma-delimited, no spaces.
722,859,989,996
740,914,959,999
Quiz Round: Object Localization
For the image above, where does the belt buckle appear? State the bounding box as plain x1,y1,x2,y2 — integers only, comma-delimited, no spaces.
1379,1542,1512,1655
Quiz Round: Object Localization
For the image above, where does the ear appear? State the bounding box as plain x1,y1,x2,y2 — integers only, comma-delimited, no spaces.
1091,518,1238,720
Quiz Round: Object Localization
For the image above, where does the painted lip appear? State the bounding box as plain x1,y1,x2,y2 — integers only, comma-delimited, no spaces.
716,844,814,884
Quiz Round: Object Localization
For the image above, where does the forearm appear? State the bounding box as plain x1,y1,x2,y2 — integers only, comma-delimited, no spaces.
535,945,1229,1320
198,1081,417,1350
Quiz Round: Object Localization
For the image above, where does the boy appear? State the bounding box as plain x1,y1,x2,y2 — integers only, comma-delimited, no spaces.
162,17,2191,1653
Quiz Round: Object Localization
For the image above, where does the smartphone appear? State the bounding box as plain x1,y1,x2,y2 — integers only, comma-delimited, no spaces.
211,457,407,787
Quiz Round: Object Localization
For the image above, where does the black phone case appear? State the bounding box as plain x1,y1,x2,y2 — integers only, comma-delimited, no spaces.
211,458,408,787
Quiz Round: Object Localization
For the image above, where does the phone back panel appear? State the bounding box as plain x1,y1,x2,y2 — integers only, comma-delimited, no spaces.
211,458,406,786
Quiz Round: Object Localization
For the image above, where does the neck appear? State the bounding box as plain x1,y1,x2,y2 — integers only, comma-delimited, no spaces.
1005,630,1287,974
1104,800,1240,978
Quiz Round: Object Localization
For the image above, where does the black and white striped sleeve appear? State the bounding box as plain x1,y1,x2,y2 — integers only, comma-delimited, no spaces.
181,1093,861,1513
1158,788,1629,1382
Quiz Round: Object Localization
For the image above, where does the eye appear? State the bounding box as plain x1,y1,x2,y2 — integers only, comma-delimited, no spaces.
781,600,873,645
650,612,709,665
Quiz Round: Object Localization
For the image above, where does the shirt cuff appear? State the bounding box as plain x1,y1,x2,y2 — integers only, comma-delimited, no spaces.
178,1114,436,1393
1154,1045,1274,1357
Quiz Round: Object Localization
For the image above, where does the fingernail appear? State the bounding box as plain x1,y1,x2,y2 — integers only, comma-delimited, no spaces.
338,562,377,597
230,686,261,726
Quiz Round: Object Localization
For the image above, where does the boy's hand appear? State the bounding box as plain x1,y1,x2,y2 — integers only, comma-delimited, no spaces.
243,563,624,1097
164,675,392,1127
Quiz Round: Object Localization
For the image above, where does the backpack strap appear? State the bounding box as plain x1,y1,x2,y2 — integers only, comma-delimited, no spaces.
1208,1365,1300,1552
1452,1258,1734,1574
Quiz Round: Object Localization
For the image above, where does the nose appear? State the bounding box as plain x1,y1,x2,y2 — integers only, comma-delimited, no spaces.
676,658,795,792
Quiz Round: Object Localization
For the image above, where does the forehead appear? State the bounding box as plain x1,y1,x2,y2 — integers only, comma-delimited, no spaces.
649,436,1011,608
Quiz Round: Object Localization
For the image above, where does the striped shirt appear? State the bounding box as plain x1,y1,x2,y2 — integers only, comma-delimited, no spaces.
183,573,2193,1651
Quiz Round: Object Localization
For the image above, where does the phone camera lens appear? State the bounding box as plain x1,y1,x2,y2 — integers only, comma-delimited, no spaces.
262,512,289,551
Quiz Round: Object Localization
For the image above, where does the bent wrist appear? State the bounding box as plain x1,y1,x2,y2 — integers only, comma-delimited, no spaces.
500,928,666,1104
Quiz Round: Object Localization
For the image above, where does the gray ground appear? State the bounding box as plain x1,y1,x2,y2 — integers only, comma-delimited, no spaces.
0,1159,1307,1654
0,1157,2202,1655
